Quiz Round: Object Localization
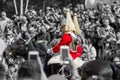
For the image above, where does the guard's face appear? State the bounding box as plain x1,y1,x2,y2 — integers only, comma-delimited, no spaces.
60,26,65,33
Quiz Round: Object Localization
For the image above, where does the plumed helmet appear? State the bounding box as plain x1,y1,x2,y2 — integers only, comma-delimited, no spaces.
66,9,76,32
61,8,76,32
73,13,81,35
60,18,66,27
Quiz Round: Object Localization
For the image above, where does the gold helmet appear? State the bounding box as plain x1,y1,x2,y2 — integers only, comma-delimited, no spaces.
64,9,76,32
73,13,81,35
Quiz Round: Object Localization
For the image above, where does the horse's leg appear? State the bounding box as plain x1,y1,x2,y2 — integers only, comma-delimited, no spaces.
45,64,62,77
44,55,52,77
81,72,89,80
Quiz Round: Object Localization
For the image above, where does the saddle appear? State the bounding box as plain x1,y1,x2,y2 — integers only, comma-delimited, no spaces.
48,53,85,68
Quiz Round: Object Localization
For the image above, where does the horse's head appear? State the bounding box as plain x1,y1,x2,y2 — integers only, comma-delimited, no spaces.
4,38,27,59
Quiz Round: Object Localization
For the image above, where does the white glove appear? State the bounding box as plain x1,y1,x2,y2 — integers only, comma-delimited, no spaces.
47,48,53,54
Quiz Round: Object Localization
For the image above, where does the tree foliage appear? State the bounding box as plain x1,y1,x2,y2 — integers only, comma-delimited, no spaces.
0,0,83,17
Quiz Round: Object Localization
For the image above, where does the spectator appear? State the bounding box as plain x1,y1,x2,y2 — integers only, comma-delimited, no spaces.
0,11,10,21
116,27,120,42
113,56,120,65
111,56,120,80
116,40,120,55
82,38,97,61
0,11,11,39
17,60,41,80
98,17,116,42
20,16,28,33
37,25,51,44
0,61,6,80
109,15,120,33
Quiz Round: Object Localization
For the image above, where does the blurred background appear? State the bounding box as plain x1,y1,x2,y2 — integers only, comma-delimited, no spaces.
0,0,119,18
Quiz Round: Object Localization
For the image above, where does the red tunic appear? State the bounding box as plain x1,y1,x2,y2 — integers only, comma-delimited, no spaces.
52,33,83,59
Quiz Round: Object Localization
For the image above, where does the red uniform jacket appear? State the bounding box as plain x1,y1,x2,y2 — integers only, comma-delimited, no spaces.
52,33,83,59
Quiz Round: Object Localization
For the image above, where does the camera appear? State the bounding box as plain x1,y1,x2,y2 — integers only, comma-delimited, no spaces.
60,46,70,64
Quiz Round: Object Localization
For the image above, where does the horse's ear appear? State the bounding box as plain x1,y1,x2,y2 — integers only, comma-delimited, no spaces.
48,74,67,80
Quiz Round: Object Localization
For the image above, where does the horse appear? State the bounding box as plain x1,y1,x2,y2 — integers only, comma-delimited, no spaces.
3,38,51,67
80,60,120,80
